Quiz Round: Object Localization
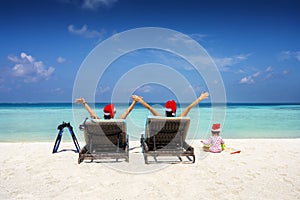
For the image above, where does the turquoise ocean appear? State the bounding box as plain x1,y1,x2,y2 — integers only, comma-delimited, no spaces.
0,103,299,143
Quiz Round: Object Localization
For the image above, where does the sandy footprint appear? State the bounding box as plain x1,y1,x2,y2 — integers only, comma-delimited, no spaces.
279,173,287,177
283,177,295,186
240,161,247,165
3,171,15,180
247,173,256,179
232,176,244,184
215,181,223,185
209,170,217,175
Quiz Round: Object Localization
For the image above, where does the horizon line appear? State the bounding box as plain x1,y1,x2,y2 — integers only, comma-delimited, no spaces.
0,102,300,104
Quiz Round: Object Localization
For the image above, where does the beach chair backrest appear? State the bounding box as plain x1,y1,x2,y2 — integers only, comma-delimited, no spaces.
83,119,127,147
145,117,190,142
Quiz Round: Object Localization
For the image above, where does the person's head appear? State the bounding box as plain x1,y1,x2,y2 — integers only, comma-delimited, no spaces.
165,100,176,117
211,123,221,136
103,104,116,119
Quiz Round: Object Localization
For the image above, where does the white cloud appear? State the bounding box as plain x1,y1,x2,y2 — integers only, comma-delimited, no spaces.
239,76,254,84
68,24,105,39
239,64,291,85
20,52,34,62
97,86,111,94
236,69,246,74
252,71,261,77
111,30,121,41
214,54,251,71
51,88,64,94
189,33,208,42
56,56,66,64
278,51,292,61
187,55,213,67
278,50,300,62
167,33,195,46
8,55,23,63
239,70,261,85
262,66,276,80
265,66,273,72
138,85,153,93
264,73,274,80
166,35,251,72
60,0,118,10
282,70,289,75
295,51,300,62
9,52,55,83
82,0,118,9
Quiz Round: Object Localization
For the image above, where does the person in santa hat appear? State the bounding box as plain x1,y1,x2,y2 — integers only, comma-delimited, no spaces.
132,92,209,117
75,95,138,119
201,123,225,153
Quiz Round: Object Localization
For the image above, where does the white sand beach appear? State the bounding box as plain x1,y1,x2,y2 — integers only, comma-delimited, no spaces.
0,139,299,200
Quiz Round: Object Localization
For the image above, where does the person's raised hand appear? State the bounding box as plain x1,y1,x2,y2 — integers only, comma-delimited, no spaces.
75,97,86,104
131,95,142,102
199,92,209,100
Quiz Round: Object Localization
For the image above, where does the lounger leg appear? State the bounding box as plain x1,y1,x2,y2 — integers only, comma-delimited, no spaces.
142,142,149,164
78,157,83,164
178,156,182,162
144,155,148,164
125,145,129,162
186,156,192,161
78,146,88,164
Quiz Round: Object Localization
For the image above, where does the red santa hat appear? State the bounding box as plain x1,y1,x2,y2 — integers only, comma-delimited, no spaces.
211,123,221,132
103,104,116,118
165,100,176,116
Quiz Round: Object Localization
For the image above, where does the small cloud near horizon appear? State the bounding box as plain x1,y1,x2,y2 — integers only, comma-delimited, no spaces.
51,88,64,94
56,56,67,64
239,65,290,85
8,52,55,83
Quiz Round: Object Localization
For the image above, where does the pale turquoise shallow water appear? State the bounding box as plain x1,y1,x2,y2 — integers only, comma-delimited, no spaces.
0,103,299,142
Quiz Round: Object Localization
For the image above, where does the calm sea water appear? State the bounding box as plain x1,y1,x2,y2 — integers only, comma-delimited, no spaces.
0,103,299,142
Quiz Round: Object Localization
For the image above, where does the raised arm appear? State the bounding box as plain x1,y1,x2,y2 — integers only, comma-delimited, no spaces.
178,92,209,117
132,95,161,116
75,97,100,119
119,98,138,119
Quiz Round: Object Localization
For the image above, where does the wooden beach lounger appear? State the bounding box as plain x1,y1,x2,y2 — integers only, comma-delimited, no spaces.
78,119,129,164
141,117,195,164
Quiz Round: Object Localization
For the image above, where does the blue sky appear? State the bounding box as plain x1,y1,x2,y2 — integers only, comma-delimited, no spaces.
0,0,299,103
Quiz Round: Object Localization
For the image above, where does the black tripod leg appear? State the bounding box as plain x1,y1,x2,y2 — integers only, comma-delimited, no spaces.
53,130,63,153
68,127,80,153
